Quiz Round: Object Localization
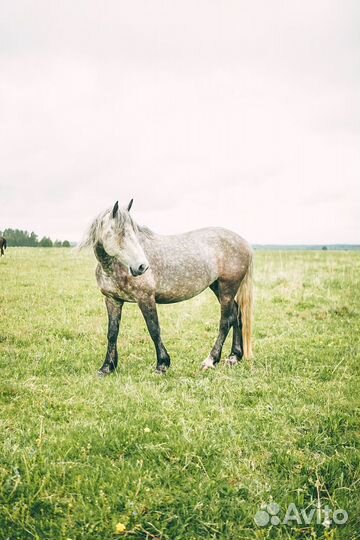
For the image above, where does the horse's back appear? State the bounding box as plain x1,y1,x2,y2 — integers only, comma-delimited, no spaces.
173,226,252,268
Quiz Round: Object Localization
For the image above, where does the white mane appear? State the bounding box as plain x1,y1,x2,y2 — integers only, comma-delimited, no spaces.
77,207,153,250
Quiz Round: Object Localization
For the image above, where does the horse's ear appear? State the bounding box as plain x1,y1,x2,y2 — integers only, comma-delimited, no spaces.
112,201,119,219
127,198,133,212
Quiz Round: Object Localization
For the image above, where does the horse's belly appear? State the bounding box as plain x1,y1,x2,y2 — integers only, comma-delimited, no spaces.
155,285,209,304
154,267,217,304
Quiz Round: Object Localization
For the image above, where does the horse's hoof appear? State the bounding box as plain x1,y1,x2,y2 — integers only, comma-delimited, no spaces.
225,355,240,366
97,368,114,377
155,365,168,374
201,357,216,370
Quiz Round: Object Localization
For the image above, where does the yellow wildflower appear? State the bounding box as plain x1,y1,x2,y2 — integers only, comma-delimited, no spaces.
115,522,126,534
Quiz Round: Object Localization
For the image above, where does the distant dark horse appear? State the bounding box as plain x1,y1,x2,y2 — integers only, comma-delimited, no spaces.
79,201,253,375
0,237,6,256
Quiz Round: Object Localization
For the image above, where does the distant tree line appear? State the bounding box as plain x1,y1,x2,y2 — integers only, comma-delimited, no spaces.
0,229,71,247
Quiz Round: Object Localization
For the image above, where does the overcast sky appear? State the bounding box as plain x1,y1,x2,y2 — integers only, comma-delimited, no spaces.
1,1,359,243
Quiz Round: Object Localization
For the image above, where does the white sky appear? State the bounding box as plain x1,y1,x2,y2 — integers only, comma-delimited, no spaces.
1,0,359,243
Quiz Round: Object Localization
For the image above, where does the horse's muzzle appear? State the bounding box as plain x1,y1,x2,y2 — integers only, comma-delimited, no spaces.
130,263,149,277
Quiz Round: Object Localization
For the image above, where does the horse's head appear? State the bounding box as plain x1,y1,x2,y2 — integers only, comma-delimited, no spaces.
101,200,149,277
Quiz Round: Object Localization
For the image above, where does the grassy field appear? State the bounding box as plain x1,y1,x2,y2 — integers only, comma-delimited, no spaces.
0,248,359,540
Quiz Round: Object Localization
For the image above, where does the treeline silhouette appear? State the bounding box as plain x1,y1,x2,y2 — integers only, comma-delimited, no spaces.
0,229,70,247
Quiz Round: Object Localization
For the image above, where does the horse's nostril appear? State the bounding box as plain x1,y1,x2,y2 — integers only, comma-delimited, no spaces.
130,263,148,277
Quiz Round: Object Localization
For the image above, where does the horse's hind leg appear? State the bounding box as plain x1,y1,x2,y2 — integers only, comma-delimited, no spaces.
208,282,242,367
226,302,243,366
98,297,123,376
202,280,238,370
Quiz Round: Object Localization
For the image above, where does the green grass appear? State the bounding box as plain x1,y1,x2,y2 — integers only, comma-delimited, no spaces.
0,248,359,540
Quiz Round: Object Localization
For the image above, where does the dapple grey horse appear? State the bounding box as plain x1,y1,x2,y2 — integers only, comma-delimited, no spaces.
79,201,253,375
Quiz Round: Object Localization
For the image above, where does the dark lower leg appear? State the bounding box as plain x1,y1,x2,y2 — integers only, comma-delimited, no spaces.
138,299,171,372
208,299,234,365
230,302,243,360
99,298,123,375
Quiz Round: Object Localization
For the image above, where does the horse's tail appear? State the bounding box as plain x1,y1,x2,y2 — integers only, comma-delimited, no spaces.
236,253,254,359
3,238,6,250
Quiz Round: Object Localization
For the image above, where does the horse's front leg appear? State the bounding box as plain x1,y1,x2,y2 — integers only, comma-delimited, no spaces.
98,297,123,376
138,297,171,373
